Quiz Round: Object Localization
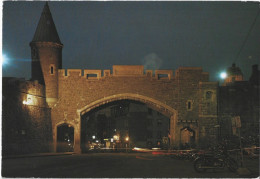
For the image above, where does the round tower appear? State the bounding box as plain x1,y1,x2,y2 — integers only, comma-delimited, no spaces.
30,2,63,106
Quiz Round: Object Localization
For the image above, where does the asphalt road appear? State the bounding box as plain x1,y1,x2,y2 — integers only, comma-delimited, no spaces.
1,153,258,178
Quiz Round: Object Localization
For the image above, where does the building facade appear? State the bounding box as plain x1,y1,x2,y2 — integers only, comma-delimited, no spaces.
2,3,258,155
219,64,260,147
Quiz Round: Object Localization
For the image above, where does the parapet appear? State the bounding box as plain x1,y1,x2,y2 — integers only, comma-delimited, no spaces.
155,70,173,80
175,67,209,82
58,65,209,81
113,65,144,76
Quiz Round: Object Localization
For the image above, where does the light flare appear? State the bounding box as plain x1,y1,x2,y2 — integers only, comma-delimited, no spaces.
220,72,227,79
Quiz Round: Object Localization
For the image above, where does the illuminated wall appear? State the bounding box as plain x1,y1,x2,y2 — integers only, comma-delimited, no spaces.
2,77,52,155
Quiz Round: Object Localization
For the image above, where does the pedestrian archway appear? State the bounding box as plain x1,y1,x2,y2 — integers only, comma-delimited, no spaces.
57,123,74,152
180,127,195,149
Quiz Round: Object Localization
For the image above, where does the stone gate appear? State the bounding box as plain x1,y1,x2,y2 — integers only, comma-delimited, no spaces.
29,3,219,153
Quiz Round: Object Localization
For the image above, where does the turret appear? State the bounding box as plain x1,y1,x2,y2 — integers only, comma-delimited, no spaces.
30,2,63,106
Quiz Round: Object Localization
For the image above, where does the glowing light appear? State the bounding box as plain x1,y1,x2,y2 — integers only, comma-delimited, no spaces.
113,135,119,140
23,97,32,105
23,100,29,105
220,72,227,79
2,54,9,66
125,137,129,141
92,135,96,139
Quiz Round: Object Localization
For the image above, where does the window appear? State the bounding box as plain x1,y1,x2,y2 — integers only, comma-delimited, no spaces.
187,100,193,111
158,74,168,79
206,91,213,100
188,102,191,109
87,74,97,78
51,66,54,74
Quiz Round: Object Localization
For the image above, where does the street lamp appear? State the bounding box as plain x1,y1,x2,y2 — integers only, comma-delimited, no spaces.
125,136,129,152
220,72,227,79
125,137,129,142
113,135,119,141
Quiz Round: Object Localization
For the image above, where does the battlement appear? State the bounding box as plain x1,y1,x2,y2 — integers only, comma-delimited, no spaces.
58,65,209,81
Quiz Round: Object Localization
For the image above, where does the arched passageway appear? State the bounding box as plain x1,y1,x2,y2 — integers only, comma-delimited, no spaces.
80,99,171,152
180,127,195,149
74,93,178,153
57,123,74,152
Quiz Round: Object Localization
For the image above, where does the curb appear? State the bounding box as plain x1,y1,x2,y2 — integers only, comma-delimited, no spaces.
2,152,75,159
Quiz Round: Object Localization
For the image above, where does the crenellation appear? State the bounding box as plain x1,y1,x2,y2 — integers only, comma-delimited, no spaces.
67,69,82,77
58,69,66,76
146,70,153,78
84,69,102,79
103,69,111,77
155,70,174,80
57,67,179,81
113,65,144,76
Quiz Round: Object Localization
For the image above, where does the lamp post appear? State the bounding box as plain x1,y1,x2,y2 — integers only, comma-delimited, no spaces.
125,136,129,152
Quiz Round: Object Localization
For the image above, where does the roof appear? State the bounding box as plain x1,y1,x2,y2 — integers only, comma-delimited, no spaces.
31,2,62,44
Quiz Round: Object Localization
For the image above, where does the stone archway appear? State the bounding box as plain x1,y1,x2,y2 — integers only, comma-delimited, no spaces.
55,122,75,152
180,127,195,149
73,93,178,153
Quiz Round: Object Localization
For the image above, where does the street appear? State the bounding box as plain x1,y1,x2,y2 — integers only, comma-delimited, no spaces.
2,152,258,178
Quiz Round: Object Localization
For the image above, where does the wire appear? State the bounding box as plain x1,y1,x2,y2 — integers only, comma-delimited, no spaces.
234,6,260,63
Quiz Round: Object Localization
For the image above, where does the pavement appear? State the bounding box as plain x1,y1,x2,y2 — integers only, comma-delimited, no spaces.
2,150,259,178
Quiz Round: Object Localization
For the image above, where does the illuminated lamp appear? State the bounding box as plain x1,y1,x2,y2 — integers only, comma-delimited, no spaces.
23,97,32,105
220,72,227,79
125,137,129,141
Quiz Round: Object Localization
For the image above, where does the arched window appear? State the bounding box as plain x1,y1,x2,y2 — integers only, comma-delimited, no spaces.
187,100,192,111
50,66,54,74
188,101,191,109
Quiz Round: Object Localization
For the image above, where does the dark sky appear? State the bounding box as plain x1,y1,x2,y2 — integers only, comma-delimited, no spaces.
2,1,260,81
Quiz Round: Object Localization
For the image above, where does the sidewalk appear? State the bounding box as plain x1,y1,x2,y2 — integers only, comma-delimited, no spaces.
2,152,75,159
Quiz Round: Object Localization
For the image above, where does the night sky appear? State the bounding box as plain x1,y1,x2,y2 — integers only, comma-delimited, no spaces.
2,1,260,81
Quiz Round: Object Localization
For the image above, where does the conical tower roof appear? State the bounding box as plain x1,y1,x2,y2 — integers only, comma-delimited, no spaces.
31,2,61,44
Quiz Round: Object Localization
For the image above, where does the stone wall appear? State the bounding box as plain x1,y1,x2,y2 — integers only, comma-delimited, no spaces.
51,65,217,151
2,78,52,155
